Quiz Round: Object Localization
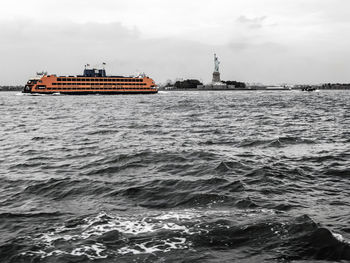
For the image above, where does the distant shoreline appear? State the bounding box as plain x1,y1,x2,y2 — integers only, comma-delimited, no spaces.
0,87,23,91
159,87,350,91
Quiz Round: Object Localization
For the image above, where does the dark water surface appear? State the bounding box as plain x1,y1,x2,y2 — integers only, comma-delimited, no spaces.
0,90,349,262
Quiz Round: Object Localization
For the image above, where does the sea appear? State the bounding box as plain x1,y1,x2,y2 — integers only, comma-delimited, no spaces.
0,90,349,263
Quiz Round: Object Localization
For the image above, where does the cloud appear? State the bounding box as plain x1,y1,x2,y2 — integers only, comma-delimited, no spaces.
1,0,350,85
0,20,214,85
237,15,267,28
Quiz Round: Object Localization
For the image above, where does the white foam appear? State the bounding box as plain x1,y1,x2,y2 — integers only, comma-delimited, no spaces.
25,211,194,258
117,237,188,255
80,212,191,238
154,211,199,220
332,231,350,244
71,243,107,259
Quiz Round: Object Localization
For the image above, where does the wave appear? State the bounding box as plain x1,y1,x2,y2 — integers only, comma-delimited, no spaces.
0,211,63,219
239,136,316,148
2,212,349,262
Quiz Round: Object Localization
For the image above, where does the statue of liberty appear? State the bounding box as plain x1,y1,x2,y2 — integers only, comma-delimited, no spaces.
214,53,220,72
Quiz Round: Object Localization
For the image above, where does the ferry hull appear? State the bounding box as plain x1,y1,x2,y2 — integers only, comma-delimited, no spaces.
31,90,158,95
25,90,158,95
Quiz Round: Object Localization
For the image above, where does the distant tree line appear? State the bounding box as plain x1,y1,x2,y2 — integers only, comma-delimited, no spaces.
320,83,350,89
173,79,203,89
172,79,247,89
221,80,246,88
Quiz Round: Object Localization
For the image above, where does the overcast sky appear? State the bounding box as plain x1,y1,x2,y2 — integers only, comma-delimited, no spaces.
1,0,350,85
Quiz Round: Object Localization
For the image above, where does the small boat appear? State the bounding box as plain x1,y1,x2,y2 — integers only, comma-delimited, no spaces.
301,86,317,92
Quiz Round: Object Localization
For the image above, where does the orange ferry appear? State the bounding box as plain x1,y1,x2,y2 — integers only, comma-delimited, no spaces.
23,67,158,95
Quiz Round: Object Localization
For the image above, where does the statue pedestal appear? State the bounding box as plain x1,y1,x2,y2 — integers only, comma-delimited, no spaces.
212,71,221,83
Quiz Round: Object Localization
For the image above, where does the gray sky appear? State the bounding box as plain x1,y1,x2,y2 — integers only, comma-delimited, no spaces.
1,0,350,85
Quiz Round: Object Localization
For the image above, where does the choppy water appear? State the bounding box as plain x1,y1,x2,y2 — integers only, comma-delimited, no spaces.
0,90,349,262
